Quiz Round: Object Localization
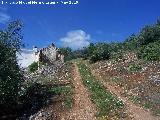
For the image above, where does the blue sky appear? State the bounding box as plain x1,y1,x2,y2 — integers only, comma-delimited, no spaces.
0,0,160,49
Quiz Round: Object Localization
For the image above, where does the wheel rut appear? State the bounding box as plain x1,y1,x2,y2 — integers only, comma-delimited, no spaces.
62,64,97,120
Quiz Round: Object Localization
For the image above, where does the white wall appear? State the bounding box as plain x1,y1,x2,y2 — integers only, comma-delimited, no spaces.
17,49,38,68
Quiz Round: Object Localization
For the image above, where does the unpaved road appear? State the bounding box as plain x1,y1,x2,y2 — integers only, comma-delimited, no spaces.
62,64,97,120
91,69,160,120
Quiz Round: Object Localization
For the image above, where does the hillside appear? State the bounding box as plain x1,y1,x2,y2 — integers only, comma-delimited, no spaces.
0,20,160,120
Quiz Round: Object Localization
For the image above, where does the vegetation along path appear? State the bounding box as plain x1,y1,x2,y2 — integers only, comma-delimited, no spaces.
62,63,97,120
91,67,160,120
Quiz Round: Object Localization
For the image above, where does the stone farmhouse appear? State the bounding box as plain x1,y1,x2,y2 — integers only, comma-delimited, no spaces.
33,43,64,66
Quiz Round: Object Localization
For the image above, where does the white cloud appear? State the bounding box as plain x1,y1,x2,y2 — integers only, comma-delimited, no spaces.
60,30,90,49
17,49,38,68
0,12,10,24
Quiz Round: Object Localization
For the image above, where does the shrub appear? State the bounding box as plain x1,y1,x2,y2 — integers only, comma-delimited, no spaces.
0,20,23,109
110,51,123,61
137,42,160,61
127,64,142,72
90,43,110,63
138,22,160,46
28,62,38,73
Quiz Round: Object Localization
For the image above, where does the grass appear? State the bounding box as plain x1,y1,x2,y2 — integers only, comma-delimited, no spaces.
110,76,125,87
126,92,160,116
49,86,73,108
127,63,142,72
65,62,74,108
143,102,152,109
77,61,124,118
51,61,74,108
65,61,74,82
129,95,142,105
153,109,160,116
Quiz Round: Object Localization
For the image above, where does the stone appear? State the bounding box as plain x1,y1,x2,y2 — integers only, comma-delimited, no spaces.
32,43,64,68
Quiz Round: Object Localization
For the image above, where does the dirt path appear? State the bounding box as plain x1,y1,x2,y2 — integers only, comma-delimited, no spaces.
91,69,160,120
62,64,97,120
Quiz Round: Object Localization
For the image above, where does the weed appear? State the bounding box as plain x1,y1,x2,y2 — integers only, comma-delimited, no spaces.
49,86,73,108
153,109,160,116
127,64,142,72
143,102,152,109
111,76,125,86
129,95,142,104
77,62,124,118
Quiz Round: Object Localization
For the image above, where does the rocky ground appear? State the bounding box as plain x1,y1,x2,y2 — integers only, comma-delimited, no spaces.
61,63,97,120
90,59,160,118
3,58,159,120
22,59,160,120
13,61,74,120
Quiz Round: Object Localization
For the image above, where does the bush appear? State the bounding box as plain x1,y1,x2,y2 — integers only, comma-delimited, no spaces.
138,22,160,46
110,51,123,61
127,64,142,72
0,20,23,109
59,47,74,62
90,43,110,63
137,42,160,61
28,62,38,73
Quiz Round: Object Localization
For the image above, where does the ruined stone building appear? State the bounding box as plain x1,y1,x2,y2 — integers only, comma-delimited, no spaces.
33,43,64,66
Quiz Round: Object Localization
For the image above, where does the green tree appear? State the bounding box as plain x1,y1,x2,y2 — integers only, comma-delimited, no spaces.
28,62,38,73
0,20,23,108
80,43,96,59
88,43,96,55
90,43,110,63
137,42,160,61
138,20,160,46
59,47,73,62
124,34,139,51
136,19,160,61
